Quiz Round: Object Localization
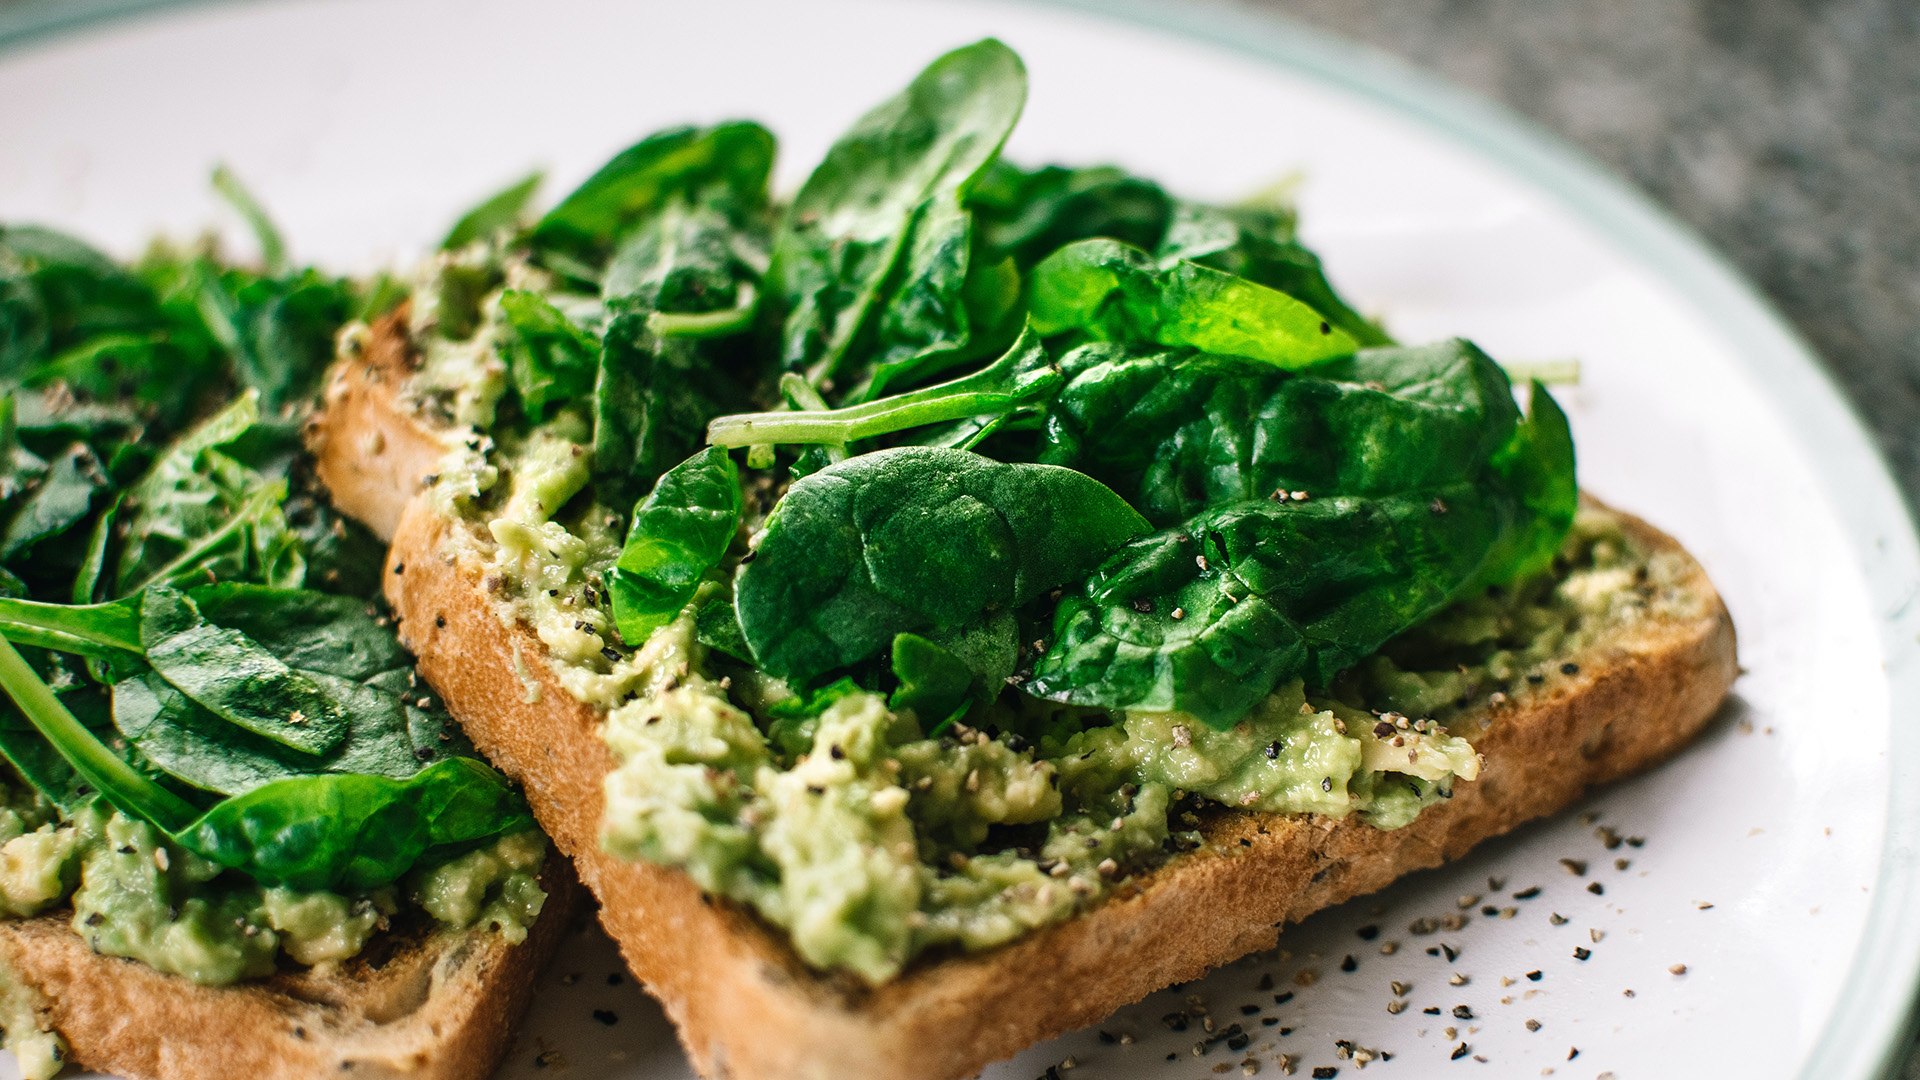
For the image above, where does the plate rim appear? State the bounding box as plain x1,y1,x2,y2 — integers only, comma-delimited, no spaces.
3,0,1919,1076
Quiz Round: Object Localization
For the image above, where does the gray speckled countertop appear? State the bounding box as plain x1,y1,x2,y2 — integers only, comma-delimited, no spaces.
1240,0,1920,508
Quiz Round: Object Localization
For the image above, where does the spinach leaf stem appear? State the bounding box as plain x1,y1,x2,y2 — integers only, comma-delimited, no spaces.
0,635,196,831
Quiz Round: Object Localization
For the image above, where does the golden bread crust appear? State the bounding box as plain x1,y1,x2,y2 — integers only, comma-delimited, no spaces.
0,855,579,1080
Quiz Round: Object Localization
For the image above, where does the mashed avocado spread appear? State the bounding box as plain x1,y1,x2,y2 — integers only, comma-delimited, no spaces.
390,58,1597,984
404,245,1642,981
0,767,547,1079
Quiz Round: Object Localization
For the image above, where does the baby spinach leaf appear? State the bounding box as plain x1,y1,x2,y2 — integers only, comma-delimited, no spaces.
1027,238,1357,368
969,161,1173,270
734,446,1147,686
0,634,198,831
607,446,742,647
0,593,142,658
1157,200,1390,347
1027,483,1514,727
764,675,870,757
532,122,775,271
691,585,751,662
0,442,108,561
111,666,417,795
1040,338,1523,525
589,169,767,507
186,584,411,680
499,289,600,421
139,586,348,756
113,392,304,596
593,313,749,511
768,39,1025,399
0,226,164,378
889,633,976,727
204,268,355,414
888,610,1018,726
603,198,766,324
1481,382,1578,583
175,756,533,892
441,170,544,250
706,324,1057,449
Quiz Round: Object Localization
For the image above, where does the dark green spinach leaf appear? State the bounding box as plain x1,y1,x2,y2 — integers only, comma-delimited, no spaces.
607,446,742,647
1027,238,1357,367
968,161,1172,270
1157,200,1390,347
734,446,1147,686
1039,338,1524,525
499,289,600,421
532,122,775,272
768,38,1026,400
441,171,544,251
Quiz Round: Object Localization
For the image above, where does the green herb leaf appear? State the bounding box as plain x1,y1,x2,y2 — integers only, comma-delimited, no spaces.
607,447,742,647
499,289,600,421
768,39,1026,399
139,586,348,756
1028,485,1514,727
174,756,533,892
0,634,197,830
888,610,1018,725
592,314,750,511
441,170,544,250
1040,338,1523,525
0,442,107,561
969,161,1173,270
735,446,1147,686
1157,200,1391,347
112,392,305,596
1027,238,1357,367
532,122,775,270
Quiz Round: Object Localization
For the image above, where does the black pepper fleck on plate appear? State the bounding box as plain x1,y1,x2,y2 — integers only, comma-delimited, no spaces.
1356,924,1379,940
592,1009,618,1026
1451,1042,1470,1060
1341,955,1358,972
1573,947,1592,960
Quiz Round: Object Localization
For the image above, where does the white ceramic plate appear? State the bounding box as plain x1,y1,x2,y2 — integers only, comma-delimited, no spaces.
3,1,1919,1078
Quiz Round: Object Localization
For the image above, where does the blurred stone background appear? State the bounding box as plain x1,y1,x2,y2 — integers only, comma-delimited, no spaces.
1235,0,1920,509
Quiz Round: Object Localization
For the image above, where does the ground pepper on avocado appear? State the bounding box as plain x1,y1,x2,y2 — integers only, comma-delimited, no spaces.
384,38,1593,984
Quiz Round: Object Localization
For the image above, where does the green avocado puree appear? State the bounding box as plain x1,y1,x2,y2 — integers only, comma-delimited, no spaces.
0,764,549,1080
404,257,1661,986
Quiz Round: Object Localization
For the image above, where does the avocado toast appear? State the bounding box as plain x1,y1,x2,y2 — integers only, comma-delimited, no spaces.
0,202,573,1079
311,38,1736,1079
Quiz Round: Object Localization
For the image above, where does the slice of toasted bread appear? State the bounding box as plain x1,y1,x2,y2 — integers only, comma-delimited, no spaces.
310,312,1738,1080
0,854,578,1080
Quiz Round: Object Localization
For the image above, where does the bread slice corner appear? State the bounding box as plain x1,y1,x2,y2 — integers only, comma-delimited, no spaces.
0,853,579,1080
310,316,1739,1080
